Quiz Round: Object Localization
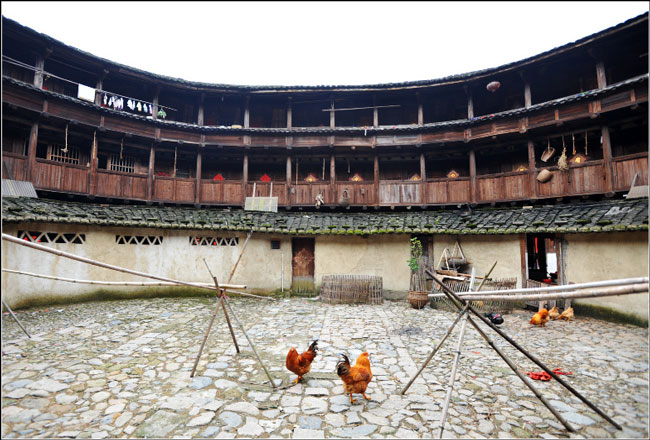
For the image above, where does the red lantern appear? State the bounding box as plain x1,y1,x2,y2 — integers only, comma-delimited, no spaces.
486,81,501,93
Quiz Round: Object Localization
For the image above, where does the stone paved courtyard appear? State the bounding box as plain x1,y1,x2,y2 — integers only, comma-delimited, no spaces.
1,296,648,439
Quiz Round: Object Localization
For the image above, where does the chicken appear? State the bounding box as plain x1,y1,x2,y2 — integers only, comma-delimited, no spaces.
336,352,373,404
530,308,550,326
548,305,561,320
285,339,318,383
558,307,574,321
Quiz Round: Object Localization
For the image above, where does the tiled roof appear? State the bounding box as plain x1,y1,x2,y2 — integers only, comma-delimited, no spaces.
3,13,647,90
4,74,647,136
2,197,647,236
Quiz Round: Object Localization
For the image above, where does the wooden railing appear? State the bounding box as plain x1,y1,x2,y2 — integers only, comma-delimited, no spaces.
95,170,147,200
246,182,288,205
32,159,89,194
292,182,333,206
2,153,27,181
378,181,421,205
613,154,648,191
334,182,376,205
425,178,471,204
199,180,244,205
478,172,529,202
154,176,196,202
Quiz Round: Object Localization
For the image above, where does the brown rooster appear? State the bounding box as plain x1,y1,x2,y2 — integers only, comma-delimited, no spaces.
285,339,318,383
530,308,550,327
336,352,373,404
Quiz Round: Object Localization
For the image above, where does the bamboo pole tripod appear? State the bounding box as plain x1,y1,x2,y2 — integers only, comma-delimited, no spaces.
189,232,278,389
401,268,625,435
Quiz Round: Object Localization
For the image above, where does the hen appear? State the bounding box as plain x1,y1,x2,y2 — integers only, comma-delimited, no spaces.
286,339,318,383
336,352,373,404
548,305,560,320
530,308,550,326
558,307,574,321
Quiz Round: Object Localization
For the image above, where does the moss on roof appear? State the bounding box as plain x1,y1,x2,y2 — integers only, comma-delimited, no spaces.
2,197,647,236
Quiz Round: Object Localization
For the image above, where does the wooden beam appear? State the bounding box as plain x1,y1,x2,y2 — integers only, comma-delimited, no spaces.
197,93,205,126
469,150,477,203
330,154,336,194
33,55,45,89
242,153,249,201
417,93,424,126
374,154,379,204
89,130,98,196
467,94,474,119
147,143,155,201
596,61,607,89
286,155,292,186
195,147,202,204
25,122,39,181
519,233,528,289
524,82,532,108
527,140,537,199
601,125,614,194
329,98,335,128
420,152,426,203
373,95,379,128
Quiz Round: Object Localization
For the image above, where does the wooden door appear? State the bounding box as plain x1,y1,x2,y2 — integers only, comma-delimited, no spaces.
292,238,315,293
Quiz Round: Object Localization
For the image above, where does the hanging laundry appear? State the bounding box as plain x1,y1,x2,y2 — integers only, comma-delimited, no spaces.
143,103,148,113
127,99,135,110
103,94,108,106
137,102,142,112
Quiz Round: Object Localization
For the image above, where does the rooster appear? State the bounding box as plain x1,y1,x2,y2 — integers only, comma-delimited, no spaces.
548,305,561,320
558,307,574,321
336,352,373,404
530,308,550,327
285,339,318,383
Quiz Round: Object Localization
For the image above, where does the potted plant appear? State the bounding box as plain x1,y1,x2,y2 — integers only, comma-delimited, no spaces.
407,237,428,309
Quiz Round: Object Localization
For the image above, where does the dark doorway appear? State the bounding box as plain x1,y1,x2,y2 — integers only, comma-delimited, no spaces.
292,238,315,294
525,233,563,310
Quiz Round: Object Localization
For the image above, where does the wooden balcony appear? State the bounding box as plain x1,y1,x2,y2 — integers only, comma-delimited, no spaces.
291,182,333,206
199,180,244,205
95,170,148,200
33,159,89,194
2,153,27,181
154,176,196,202
425,178,471,204
378,181,421,205
478,172,529,202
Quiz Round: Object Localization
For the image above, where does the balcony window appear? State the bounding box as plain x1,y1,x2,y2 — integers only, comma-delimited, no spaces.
48,144,80,165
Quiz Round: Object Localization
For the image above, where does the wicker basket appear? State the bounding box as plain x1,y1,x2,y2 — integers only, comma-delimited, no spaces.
408,290,429,309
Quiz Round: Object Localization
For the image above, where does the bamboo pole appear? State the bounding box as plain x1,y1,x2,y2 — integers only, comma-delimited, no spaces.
401,262,496,395
428,283,648,302
204,259,240,354
222,295,277,389
1,268,246,289
435,276,648,297
1,297,31,338
438,270,476,438
427,269,623,431
227,231,253,284
399,303,470,395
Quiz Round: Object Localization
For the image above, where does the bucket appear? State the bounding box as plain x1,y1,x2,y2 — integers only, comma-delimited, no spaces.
408,291,429,309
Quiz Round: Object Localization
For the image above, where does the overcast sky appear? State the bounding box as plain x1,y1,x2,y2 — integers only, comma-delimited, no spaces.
2,1,648,87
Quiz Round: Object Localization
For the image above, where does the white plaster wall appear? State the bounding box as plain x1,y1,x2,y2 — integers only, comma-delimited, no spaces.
431,235,524,287
564,232,649,320
1,223,293,308
314,235,411,294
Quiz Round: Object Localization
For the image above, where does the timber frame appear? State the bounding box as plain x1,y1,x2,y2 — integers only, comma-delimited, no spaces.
2,14,648,209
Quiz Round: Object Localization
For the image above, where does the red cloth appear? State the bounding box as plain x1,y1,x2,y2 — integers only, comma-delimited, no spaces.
525,368,572,381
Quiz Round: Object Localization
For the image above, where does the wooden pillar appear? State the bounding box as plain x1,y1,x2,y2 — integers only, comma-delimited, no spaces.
469,150,477,203
524,82,532,108
33,55,45,88
89,131,99,195
601,126,614,194
519,234,528,289
242,153,249,200
420,153,426,203
596,62,607,89
286,156,292,186
244,96,250,128
147,143,156,201
374,154,379,205
152,86,160,119
195,147,202,204
417,93,424,126
467,92,474,119
287,97,292,128
197,93,205,126
330,154,336,200
25,122,39,181
373,95,379,128
329,98,335,128
527,140,537,199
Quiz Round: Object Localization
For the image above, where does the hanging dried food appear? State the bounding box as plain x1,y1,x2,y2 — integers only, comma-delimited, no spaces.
486,81,501,92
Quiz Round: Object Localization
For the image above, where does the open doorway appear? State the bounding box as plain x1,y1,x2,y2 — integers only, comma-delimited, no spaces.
292,238,315,294
525,234,563,310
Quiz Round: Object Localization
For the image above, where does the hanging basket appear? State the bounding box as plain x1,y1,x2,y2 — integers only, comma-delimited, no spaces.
408,290,429,309
536,169,553,183
541,146,555,162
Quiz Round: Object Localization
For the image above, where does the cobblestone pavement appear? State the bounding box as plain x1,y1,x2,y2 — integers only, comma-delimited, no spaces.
2,296,648,439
